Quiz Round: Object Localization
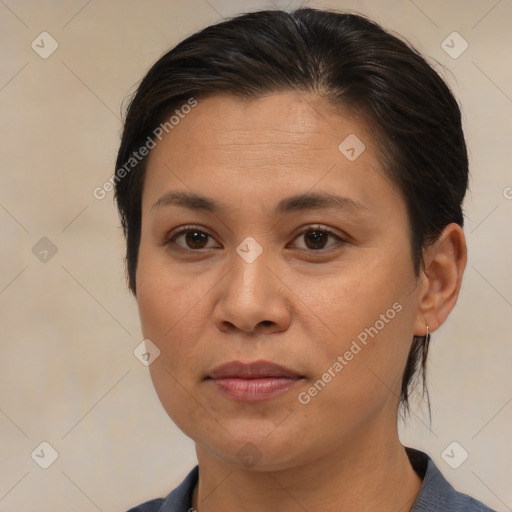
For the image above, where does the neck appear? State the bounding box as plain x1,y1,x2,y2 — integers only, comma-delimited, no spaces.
192,422,422,512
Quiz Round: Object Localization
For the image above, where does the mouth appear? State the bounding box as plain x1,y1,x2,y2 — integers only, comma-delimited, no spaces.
206,360,305,402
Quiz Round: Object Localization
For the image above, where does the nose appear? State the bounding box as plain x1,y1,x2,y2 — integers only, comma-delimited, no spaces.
212,244,292,335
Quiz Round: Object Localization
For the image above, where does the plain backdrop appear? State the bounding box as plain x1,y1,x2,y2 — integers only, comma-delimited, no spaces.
0,0,511,511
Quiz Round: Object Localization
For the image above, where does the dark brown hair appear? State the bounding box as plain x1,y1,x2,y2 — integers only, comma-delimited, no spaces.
114,8,468,413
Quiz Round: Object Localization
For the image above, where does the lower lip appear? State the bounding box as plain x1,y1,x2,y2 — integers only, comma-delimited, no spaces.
209,377,301,401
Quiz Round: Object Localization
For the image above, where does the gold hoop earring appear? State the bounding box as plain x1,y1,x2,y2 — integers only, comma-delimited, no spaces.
425,324,431,343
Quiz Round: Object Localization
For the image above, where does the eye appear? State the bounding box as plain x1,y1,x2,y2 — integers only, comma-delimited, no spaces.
166,226,220,250
165,225,346,252
290,226,346,251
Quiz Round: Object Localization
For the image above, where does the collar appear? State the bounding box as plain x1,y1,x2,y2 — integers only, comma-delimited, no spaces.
139,448,494,512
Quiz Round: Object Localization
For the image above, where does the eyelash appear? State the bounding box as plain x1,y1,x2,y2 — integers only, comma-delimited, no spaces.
164,224,347,252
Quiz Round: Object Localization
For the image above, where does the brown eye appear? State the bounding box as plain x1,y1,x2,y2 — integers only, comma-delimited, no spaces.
167,228,219,250
303,230,329,250
291,227,345,251
182,230,209,249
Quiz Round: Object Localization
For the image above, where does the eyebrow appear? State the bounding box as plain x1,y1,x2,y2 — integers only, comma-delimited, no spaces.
151,190,368,215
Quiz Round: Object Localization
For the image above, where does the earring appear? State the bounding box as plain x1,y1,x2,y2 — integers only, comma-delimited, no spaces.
425,324,431,343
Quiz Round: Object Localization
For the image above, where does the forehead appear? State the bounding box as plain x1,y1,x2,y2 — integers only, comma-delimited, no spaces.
142,92,400,216
148,92,373,169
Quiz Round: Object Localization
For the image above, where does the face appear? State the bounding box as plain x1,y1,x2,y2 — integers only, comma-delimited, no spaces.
136,92,425,471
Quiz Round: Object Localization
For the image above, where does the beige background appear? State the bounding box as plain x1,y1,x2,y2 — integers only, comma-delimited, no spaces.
0,0,511,510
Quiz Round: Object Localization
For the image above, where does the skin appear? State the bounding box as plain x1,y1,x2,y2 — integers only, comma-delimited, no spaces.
136,92,467,512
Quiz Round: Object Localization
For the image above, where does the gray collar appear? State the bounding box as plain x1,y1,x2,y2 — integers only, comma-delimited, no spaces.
136,448,495,512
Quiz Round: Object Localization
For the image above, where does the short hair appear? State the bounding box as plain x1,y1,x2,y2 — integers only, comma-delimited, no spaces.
114,8,469,413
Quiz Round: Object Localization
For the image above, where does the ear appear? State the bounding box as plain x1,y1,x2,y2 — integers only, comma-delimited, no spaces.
413,223,467,336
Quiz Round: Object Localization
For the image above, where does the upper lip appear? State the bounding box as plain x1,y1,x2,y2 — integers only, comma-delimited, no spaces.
208,360,303,379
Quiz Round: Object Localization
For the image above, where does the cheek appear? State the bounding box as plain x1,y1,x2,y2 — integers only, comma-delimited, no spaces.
136,248,193,372
135,243,227,382
309,249,417,398
136,243,204,336
136,255,210,432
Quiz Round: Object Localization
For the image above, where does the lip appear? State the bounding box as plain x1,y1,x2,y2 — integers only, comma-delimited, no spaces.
207,360,304,402
209,360,302,379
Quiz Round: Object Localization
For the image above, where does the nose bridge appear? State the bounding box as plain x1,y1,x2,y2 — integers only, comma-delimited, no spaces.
213,236,289,333
230,236,270,302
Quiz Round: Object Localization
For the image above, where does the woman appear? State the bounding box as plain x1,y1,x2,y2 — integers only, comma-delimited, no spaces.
115,7,495,512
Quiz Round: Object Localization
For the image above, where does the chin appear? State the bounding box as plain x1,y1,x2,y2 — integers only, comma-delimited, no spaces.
192,420,314,472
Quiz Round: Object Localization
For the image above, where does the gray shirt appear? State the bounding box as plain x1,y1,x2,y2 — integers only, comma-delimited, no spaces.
126,448,496,511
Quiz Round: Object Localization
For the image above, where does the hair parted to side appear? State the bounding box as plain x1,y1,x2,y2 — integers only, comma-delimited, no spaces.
114,8,469,414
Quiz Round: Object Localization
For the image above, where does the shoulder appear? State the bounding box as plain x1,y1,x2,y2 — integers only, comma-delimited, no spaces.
123,465,199,512
125,498,164,512
407,448,497,512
